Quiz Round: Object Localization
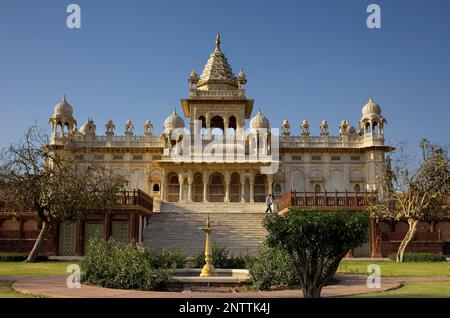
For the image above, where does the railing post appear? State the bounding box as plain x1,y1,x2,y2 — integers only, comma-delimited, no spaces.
290,189,294,206
345,190,348,206
324,190,328,206
335,191,338,206
304,191,307,206
314,191,317,206
133,189,137,205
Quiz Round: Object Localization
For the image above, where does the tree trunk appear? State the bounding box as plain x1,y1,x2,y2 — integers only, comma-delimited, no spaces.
396,219,419,263
26,221,49,262
302,285,322,298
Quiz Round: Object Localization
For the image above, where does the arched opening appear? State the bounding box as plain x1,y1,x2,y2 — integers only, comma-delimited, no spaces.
365,122,371,135
168,174,180,202
209,173,225,202
230,172,241,202
314,184,321,193
373,121,379,137
198,116,206,129
228,115,237,134
254,174,266,202
152,183,160,192
210,115,224,134
354,184,361,192
193,173,203,202
56,121,62,137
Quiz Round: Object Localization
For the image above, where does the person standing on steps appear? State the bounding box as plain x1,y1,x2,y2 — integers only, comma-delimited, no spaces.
265,194,273,213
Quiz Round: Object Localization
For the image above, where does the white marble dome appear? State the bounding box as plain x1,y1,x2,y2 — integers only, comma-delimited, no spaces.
362,96,381,115
250,108,270,129
164,109,185,131
53,95,73,115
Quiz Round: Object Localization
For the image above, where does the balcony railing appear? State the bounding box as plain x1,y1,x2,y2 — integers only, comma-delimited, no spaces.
278,190,377,212
110,189,153,211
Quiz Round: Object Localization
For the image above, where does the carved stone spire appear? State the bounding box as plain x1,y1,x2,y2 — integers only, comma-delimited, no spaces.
215,32,221,52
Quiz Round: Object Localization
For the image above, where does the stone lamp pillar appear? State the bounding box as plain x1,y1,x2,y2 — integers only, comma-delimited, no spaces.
199,215,216,277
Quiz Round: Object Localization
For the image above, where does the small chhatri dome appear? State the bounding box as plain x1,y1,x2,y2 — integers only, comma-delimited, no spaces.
164,108,185,131
53,95,73,115
189,70,198,79
196,33,238,90
362,96,381,115
80,118,96,136
250,108,270,129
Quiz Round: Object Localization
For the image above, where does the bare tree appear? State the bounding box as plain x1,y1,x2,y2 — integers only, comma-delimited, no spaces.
0,125,127,262
370,139,449,262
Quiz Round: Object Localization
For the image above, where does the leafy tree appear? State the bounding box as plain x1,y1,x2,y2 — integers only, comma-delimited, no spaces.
264,210,369,298
371,140,449,262
0,126,127,262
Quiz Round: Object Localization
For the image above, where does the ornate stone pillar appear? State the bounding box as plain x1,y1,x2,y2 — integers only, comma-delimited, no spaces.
203,171,209,202
160,171,166,201
205,113,211,137
224,172,231,203
249,172,255,203
267,174,273,196
223,118,229,142
240,175,246,203
187,174,193,203
178,175,184,202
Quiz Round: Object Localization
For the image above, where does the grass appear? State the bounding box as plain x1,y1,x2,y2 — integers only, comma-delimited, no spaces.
351,281,450,298
338,260,450,277
0,281,41,298
0,261,77,276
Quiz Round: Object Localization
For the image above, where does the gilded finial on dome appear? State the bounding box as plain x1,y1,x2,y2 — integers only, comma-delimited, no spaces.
215,32,221,51
63,94,67,102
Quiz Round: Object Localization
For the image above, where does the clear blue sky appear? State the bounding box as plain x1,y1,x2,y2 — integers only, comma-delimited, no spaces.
1,0,449,161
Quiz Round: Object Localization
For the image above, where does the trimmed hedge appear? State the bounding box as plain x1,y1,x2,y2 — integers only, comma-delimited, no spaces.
0,253,48,262
389,252,447,262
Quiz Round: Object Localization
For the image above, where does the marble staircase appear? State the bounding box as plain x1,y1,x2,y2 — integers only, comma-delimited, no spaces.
142,202,269,256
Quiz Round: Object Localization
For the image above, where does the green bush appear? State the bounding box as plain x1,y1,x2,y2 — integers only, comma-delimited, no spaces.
0,253,48,262
193,244,255,269
81,236,173,291
248,243,300,290
388,252,447,262
145,248,187,269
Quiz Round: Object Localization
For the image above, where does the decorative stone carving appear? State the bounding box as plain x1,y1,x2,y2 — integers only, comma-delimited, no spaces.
320,120,329,136
105,119,115,136
339,120,350,136
125,120,134,136
301,120,310,136
144,120,153,136
281,119,290,137
237,69,247,88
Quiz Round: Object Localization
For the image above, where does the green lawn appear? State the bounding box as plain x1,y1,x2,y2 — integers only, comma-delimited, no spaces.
0,281,40,298
338,260,450,277
0,261,77,276
351,281,450,298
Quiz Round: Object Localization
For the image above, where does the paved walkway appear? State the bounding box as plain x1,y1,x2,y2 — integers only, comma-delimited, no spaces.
0,274,404,298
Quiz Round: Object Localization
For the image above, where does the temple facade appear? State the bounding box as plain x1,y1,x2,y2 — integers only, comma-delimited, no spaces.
2,34,449,257
48,34,390,208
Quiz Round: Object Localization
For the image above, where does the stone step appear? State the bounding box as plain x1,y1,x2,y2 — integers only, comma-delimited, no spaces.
142,212,268,256
159,202,268,214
